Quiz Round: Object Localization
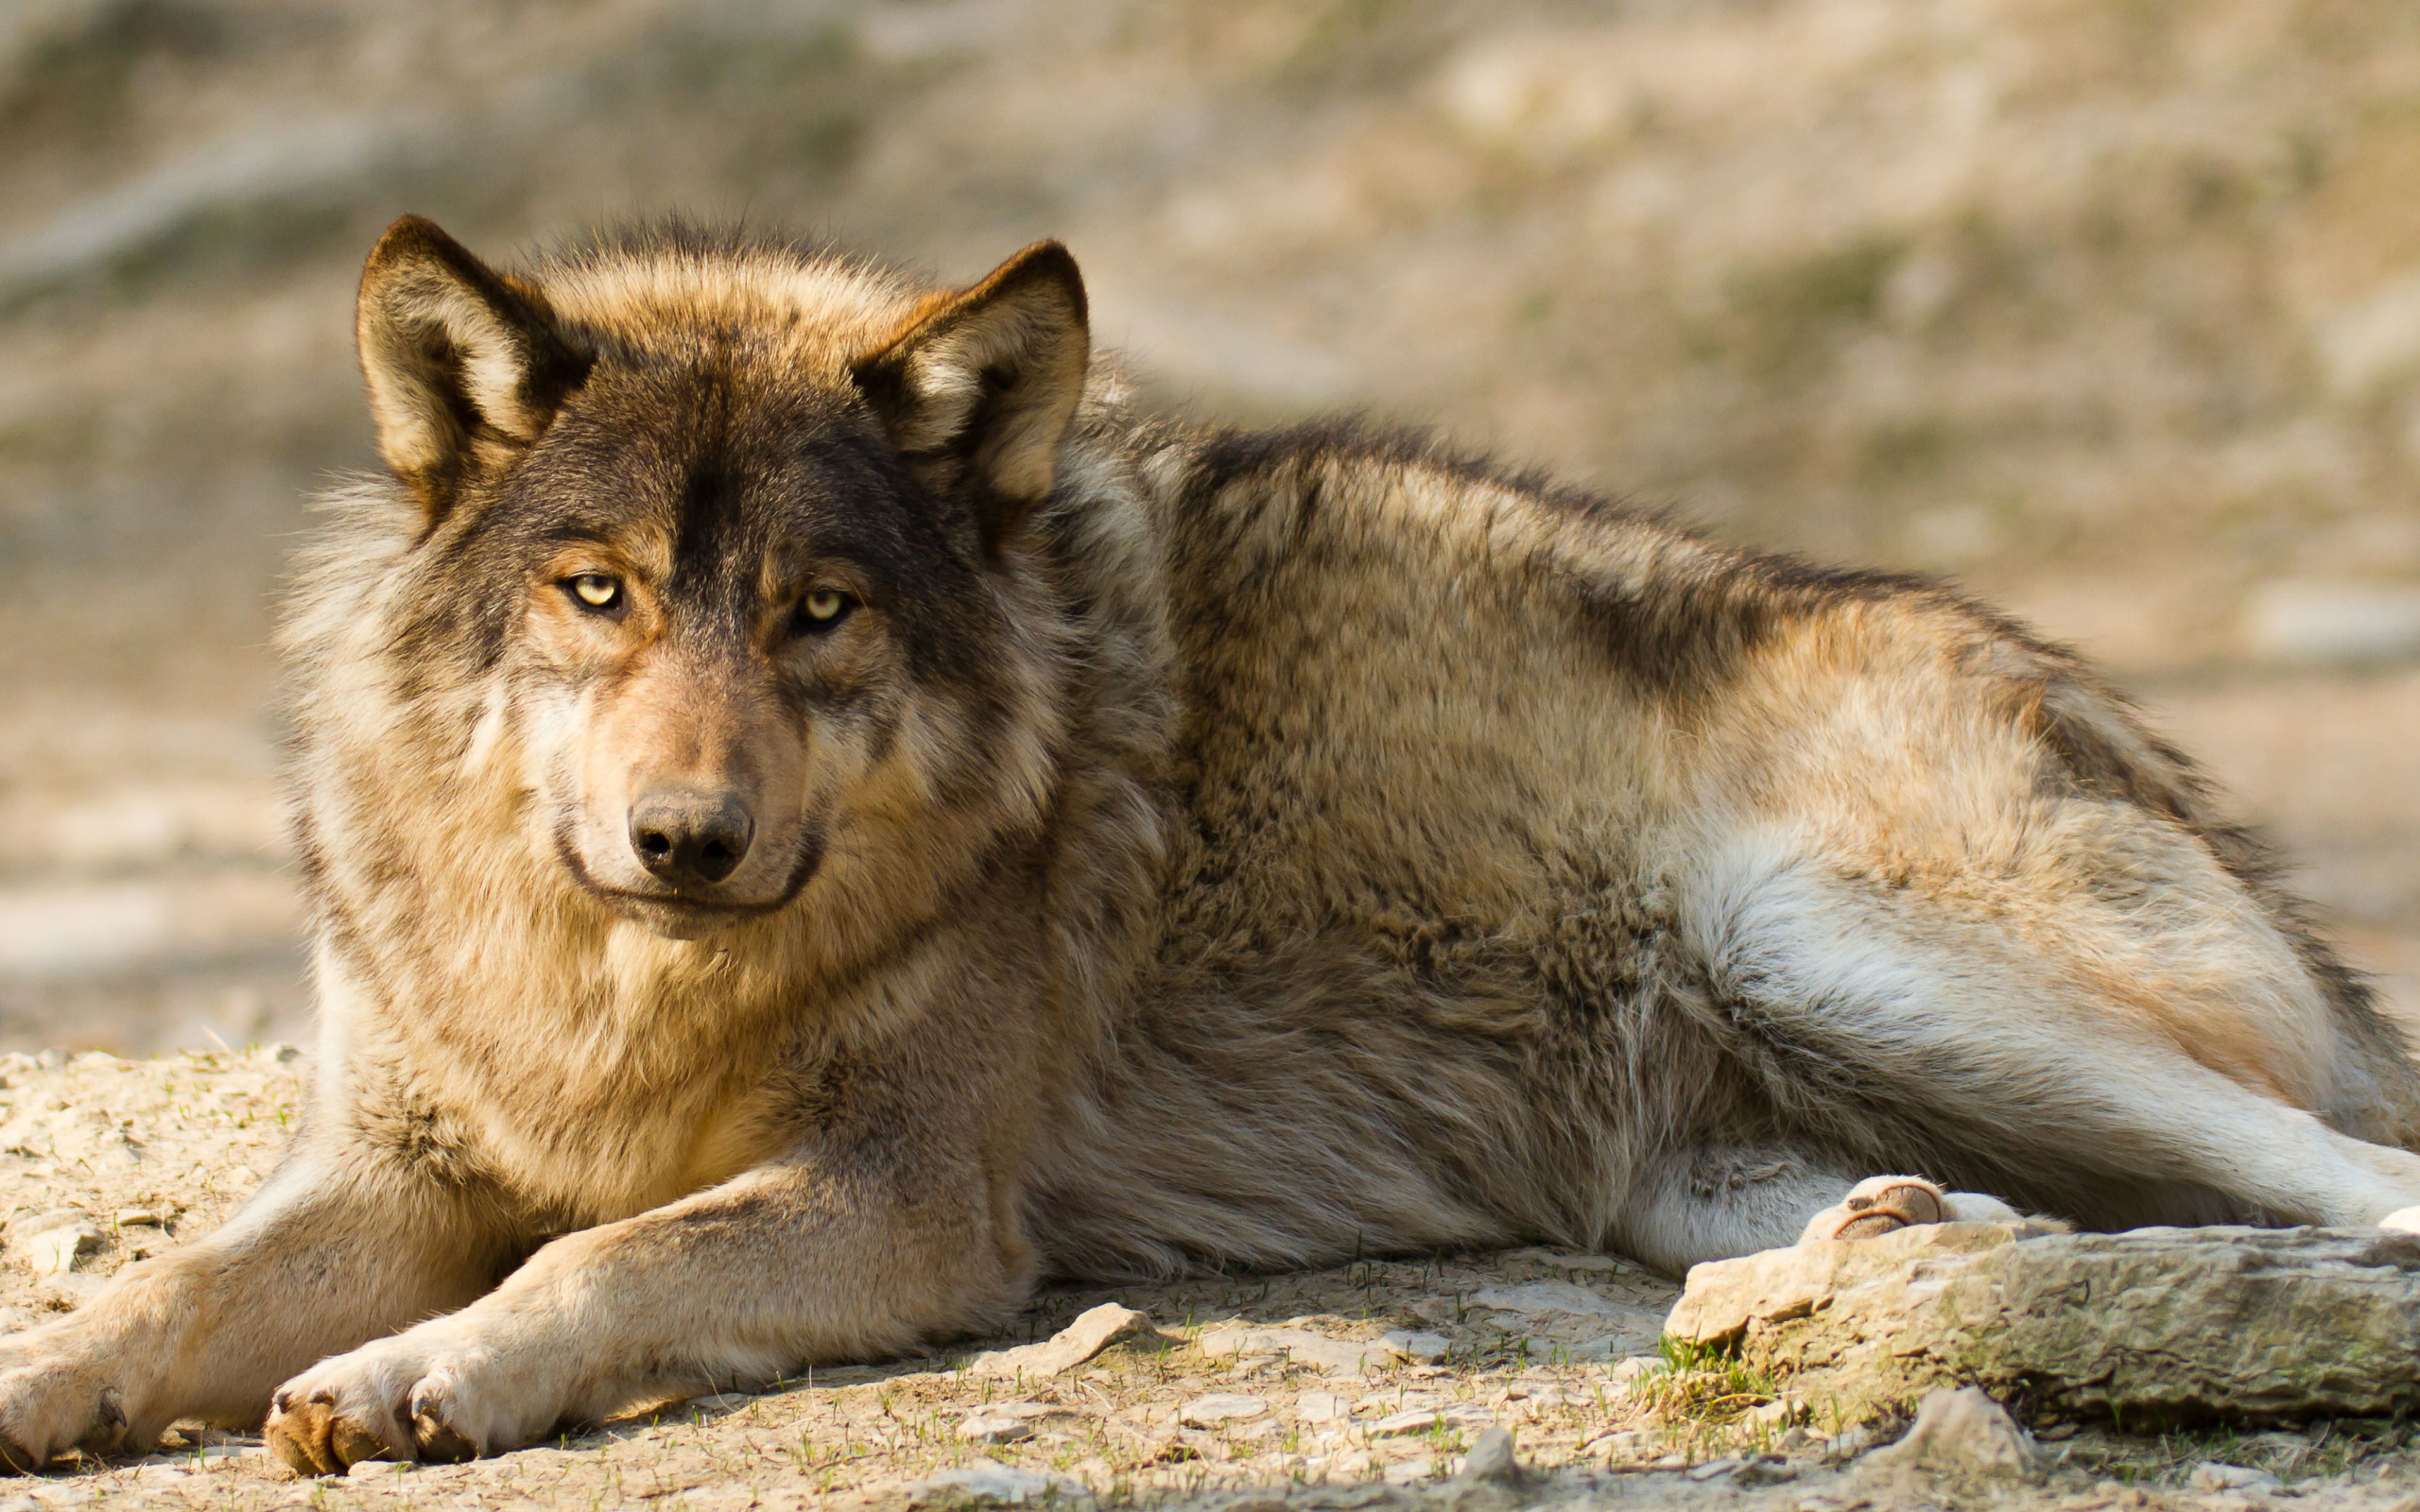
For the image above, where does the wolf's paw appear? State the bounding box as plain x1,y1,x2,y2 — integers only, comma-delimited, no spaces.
0,1339,131,1472
1800,1175,1949,1243
267,1331,517,1475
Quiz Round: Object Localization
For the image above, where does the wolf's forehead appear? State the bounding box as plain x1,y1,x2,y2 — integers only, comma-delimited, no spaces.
539,252,923,370
514,385,945,586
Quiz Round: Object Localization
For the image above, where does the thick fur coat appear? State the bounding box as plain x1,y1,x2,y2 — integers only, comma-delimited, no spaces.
0,217,2414,1473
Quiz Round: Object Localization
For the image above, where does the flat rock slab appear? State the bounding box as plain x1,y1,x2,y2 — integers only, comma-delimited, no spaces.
1668,1222,2420,1426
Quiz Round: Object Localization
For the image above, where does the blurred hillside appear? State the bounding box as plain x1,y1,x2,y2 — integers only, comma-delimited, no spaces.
0,0,2416,1051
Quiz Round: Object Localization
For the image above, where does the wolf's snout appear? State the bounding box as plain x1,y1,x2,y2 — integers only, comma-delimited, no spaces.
628,788,755,887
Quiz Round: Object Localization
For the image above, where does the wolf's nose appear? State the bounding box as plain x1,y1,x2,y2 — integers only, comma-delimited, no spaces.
628,789,755,887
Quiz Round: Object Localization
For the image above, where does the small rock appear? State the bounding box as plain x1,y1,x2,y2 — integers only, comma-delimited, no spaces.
1733,1455,1800,1486
970,1302,1154,1378
112,1210,164,1228
1822,1426,1876,1460
1686,1456,1741,1480
1297,1391,1343,1424
1867,1387,2041,1482
959,1414,1033,1445
1198,1323,1392,1374
1468,1281,1634,1319
1582,1427,1653,1459
1455,1427,1531,1487
1180,1393,1266,1428
1377,1330,1451,1364
1371,1408,1459,1436
347,1459,406,1478
21,1223,100,1277
2189,1462,2281,1492
683,1392,755,1412
908,1465,1085,1505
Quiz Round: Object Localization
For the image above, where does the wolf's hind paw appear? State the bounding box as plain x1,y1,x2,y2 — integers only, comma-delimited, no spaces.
1800,1175,1947,1244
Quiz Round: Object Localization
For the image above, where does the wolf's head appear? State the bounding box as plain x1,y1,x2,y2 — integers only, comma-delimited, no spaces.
336,216,1091,943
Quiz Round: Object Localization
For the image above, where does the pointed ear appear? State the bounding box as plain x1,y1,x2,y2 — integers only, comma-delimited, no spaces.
355,215,590,517
853,241,1089,552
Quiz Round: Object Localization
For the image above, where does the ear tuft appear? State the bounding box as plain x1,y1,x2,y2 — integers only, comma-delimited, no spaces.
355,215,590,517
853,241,1090,553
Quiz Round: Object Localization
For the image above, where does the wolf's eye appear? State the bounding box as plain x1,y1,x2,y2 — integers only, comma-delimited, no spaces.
796,588,853,631
567,575,622,611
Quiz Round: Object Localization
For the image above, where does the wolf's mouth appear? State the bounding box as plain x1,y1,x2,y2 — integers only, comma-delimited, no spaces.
552,827,826,937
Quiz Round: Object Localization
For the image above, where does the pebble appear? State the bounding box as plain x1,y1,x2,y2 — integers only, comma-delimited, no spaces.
959,1414,1033,1444
1376,1329,1451,1364
1296,1391,1343,1423
1179,1392,1266,1427
1197,1322,1392,1374
968,1301,1151,1379
2190,1462,2282,1492
1456,1426,1530,1486
1466,1281,1632,1318
20,1223,99,1277
908,1465,1083,1504
1866,1386,2041,1481
1369,1403,1494,1436
348,1459,407,1478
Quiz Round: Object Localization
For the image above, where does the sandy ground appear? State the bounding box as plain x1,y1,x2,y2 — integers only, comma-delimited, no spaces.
0,1051,2405,1510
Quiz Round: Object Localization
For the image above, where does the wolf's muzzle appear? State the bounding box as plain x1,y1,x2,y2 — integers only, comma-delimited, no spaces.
629,787,755,887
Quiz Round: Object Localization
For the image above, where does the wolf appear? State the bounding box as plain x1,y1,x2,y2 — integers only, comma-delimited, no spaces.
0,215,2414,1473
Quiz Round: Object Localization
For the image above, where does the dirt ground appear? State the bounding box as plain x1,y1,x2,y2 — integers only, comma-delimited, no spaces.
0,1050,2406,1512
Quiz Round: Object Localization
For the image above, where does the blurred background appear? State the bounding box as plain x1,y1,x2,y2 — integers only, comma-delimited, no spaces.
0,0,2415,1053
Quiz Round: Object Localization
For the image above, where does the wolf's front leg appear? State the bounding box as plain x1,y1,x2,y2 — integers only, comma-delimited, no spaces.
265,1143,1030,1472
0,1142,510,1470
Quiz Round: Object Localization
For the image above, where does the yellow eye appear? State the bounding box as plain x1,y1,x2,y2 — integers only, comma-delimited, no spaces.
569,575,620,610
802,588,847,624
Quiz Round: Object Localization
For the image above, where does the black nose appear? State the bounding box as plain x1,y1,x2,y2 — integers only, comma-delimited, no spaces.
628,788,755,887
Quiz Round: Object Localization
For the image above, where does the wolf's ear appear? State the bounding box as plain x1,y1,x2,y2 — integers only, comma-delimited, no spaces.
355,215,590,517
853,241,1089,553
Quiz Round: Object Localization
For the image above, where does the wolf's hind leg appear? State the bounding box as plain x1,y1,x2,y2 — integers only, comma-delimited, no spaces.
1689,835,2420,1230
1614,1145,1864,1273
